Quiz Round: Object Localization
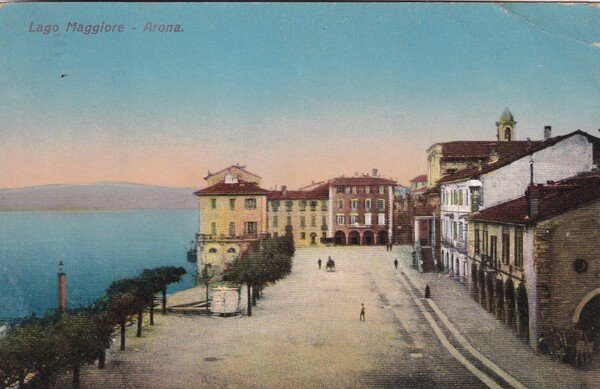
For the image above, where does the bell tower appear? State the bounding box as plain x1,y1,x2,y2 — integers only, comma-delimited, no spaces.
496,107,516,142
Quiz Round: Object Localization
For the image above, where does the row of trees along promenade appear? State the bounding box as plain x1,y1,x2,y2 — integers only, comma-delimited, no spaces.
0,266,186,389
220,233,295,317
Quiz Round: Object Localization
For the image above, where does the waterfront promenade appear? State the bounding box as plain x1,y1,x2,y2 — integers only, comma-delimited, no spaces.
58,246,595,388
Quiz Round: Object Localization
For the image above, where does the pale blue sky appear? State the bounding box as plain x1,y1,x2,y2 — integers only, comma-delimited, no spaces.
0,3,599,188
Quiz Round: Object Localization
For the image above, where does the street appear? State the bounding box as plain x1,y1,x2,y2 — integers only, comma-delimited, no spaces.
66,246,590,388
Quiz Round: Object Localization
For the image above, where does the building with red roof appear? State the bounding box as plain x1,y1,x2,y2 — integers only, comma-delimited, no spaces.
466,172,600,349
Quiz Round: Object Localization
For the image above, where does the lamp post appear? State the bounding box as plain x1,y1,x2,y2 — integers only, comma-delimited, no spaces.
58,260,67,313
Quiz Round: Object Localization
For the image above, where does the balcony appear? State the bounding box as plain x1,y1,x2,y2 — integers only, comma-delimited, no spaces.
197,233,261,243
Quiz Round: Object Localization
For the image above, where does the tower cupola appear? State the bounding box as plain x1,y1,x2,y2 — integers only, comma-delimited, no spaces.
496,107,516,142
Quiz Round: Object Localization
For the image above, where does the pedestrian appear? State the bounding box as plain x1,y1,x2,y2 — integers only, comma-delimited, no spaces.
318,258,322,269
394,258,398,269
360,303,365,322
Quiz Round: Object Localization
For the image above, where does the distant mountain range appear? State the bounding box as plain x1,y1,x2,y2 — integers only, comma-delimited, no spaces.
0,183,198,211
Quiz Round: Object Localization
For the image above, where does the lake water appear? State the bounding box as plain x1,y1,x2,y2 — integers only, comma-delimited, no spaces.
0,210,198,320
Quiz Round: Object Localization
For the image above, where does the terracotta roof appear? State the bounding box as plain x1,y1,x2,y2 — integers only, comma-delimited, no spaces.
438,140,541,161
439,130,600,184
268,182,330,200
194,181,271,196
410,174,428,183
203,165,261,180
470,172,600,225
329,176,396,186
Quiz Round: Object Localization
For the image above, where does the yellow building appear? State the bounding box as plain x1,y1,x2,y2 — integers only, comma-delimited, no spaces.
195,173,270,272
267,183,330,247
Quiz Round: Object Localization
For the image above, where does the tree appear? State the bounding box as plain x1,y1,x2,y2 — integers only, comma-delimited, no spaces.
55,312,105,388
196,263,215,314
107,292,139,351
106,278,146,337
150,267,187,313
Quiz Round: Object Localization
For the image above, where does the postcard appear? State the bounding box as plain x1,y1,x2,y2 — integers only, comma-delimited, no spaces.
0,2,599,388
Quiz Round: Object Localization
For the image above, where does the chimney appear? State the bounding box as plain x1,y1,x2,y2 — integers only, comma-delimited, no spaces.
488,149,500,164
281,185,287,195
372,168,378,177
544,126,552,140
58,260,66,313
526,184,543,218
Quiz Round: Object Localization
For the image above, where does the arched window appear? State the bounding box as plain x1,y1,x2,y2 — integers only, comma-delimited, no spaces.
208,248,217,253
504,127,511,141
227,247,236,253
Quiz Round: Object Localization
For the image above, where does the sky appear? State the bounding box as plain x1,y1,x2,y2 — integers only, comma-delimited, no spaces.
0,3,599,189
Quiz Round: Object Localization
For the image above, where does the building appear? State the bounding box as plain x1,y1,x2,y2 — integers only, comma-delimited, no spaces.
409,174,428,190
195,170,270,272
195,167,397,271
267,183,330,246
468,172,600,348
426,108,545,187
439,129,600,284
328,172,396,245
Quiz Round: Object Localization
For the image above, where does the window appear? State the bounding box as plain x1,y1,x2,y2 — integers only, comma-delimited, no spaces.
244,221,257,235
336,214,345,225
244,198,257,209
505,127,511,141
322,232,327,239
458,190,463,205
211,222,217,236
514,228,523,269
453,221,458,241
378,186,385,195
351,199,359,210
352,186,357,194
365,199,372,210
490,236,498,268
349,214,358,224
310,201,317,211
208,248,217,253
228,222,235,237
378,213,385,225
322,215,327,226
483,225,489,256
365,213,372,226
272,216,278,228
442,190,445,205
321,200,328,211
365,186,371,194
300,232,306,240
336,187,344,194
229,198,236,210
273,232,278,238
211,198,217,209
337,200,344,209
271,200,280,212
377,199,385,211
474,225,480,254
344,187,351,194
502,229,510,265
285,200,293,211
286,216,292,226
300,216,306,228
299,200,307,211
311,215,317,227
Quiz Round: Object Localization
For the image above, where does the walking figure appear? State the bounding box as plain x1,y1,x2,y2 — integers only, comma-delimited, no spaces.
394,259,398,269
318,258,322,269
360,303,365,322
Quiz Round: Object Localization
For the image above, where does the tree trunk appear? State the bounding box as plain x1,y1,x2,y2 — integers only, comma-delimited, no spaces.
205,283,210,314
246,284,252,316
73,364,80,388
150,302,154,325
120,319,126,350
137,308,143,337
18,369,24,388
252,284,257,306
98,348,106,369
162,287,167,313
